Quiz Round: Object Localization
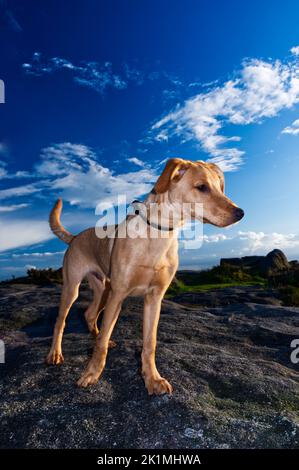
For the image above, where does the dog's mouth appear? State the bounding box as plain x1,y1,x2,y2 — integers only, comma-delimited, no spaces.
202,216,214,225
202,217,227,227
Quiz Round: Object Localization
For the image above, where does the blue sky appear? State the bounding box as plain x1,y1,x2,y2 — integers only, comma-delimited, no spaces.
1,0,299,279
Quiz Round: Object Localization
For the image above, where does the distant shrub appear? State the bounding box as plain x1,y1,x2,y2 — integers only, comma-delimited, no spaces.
269,269,299,288
27,268,63,284
278,286,299,307
166,278,185,296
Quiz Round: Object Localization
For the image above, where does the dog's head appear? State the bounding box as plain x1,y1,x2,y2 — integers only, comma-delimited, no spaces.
152,158,244,227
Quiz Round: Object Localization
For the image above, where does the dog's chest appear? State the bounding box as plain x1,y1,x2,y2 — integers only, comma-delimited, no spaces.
127,244,178,296
110,235,178,296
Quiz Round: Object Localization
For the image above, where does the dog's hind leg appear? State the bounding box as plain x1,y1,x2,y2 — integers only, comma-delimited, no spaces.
85,274,116,347
46,266,81,365
84,273,104,337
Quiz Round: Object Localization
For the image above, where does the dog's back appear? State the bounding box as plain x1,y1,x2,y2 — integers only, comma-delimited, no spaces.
65,227,114,278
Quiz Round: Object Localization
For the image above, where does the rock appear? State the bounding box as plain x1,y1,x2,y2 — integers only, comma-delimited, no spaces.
171,285,282,308
261,249,290,275
0,282,299,449
221,249,290,276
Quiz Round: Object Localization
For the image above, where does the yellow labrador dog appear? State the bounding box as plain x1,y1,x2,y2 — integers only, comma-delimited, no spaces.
46,158,244,394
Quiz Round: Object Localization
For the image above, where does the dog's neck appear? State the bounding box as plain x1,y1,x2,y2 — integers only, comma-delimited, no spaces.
142,191,186,232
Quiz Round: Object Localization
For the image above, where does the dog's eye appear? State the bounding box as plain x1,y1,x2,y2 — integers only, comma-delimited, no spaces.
196,184,209,192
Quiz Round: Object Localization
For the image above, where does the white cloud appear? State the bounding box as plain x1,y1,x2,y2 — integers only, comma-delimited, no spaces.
127,157,146,167
0,183,41,200
281,118,299,135
22,53,183,98
0,156,33,181
0,162,7,178
22,53,185,99
25,264,37,270
12,251,65,258
180,230,299,269
203,234,231,243
0,143,158,209
22,53,127,95
291,46,299,56
155,130,169,142
152,52,299,171
36,143,158,208
237,231,299,252
0,203,29,213
36,142,97,176
0,219,53,252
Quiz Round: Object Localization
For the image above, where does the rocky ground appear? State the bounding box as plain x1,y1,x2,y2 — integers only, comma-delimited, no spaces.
0,282,299,449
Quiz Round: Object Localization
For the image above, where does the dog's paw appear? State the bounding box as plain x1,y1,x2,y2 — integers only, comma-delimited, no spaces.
77,371,100,388
145,376,173,395
46,351,64,365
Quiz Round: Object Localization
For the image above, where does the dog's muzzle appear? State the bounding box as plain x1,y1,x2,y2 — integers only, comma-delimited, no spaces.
234,207,244,221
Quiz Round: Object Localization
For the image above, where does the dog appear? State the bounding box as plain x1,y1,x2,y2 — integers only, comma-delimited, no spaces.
46,158,244,394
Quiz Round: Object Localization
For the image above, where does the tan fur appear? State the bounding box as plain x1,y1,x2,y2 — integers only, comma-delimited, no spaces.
49,199,74,244
46,158,244,394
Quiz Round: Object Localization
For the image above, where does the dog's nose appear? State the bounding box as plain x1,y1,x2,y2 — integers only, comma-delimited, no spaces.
234,207,244,221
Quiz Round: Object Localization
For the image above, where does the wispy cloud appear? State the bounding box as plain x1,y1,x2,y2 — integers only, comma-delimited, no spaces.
180,229,299,269
0,159,32,181
0,142,158,212
126,157,146,167
0,219,53,252
290,46,299,56
0,142,161,251
235,230,298,252
282,118,299,135
0,203,29,212
0,0,22,32
203,234,231,243
0,183,41,200
151,47,299,171
22,52,185,98
237,231,299,253
0,161,7,178
35,142,157,209
12,250,65,258
205,230,299,254
0,142,158,210
22,53,127,95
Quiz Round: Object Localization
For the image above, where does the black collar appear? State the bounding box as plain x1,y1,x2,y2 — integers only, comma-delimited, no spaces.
131,200,174,232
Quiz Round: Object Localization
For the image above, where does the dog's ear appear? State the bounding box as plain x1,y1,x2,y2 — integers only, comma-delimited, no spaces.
153,158,190,194
207,162,225,192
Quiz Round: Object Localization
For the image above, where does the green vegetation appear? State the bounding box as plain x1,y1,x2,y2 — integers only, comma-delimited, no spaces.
167,263,299,307
167,264,266,296
268,268,299,306
179,264,266,285
2,258,299,306
278,286,299,307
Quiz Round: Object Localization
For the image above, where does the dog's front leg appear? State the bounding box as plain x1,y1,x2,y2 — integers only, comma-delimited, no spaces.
142,290,173,395
77,290,123,388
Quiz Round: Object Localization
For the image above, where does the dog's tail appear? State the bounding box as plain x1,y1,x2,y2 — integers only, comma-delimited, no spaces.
49,198,74,244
